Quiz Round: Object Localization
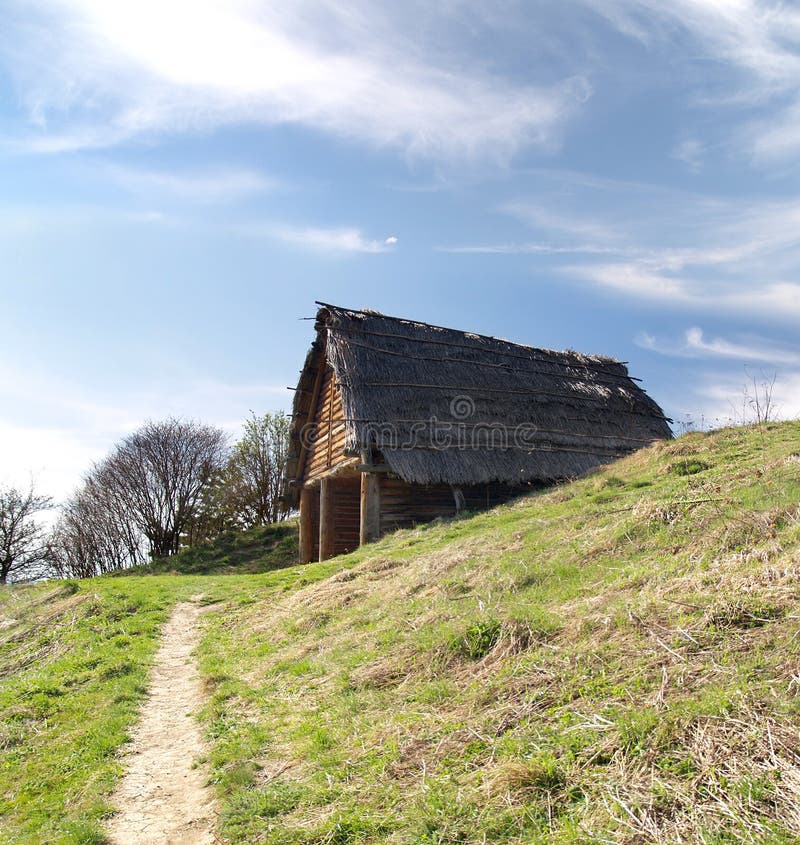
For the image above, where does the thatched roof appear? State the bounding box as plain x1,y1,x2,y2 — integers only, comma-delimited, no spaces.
289,303,671,489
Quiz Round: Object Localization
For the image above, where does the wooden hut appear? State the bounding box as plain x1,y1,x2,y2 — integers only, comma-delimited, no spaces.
287,303,671,563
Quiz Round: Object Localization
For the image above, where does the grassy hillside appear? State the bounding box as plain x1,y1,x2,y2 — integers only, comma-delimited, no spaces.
0,576,181,844
0,518,299,845
1,421,799,844
124,521,299,575
197,421,800,844
0,564,343,845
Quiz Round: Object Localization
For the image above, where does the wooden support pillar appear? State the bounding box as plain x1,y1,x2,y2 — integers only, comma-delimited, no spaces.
452,486,466,515
360,472,381,546
299,486,315,564
319,477,335,562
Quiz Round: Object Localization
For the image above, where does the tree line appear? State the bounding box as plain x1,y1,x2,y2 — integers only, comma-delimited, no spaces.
0,412,291,583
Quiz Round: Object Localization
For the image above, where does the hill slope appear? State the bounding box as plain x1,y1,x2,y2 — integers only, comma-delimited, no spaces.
1,422,799,844
0,568,341,844
196,421,800,844
125,521,298,575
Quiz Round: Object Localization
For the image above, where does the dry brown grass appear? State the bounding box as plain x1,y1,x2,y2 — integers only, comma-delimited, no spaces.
0,589,91,677
589,710,800,843
198,421,800,844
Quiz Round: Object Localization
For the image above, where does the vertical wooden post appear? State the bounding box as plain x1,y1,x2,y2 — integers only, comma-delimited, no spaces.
299,486,315,564
360,472,381,546
452,486,466,515
319,477,335,561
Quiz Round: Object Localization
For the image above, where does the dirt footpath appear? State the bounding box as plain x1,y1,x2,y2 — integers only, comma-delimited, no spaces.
106,601,217,845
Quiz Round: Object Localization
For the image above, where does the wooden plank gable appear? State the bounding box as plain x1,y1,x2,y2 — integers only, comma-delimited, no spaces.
303,363,351,485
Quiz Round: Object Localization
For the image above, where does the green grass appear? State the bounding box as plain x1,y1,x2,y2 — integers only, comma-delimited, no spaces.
0,561,346,845
0,577,175,844
194,421,800,844
1,422,800,843
120,520,299,575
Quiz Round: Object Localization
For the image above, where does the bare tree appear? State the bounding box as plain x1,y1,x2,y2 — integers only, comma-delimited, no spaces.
97,418,228,559
49,418,228,574
223,411,291,527
183,468,230,547
0,484,52,584
51,477,145,578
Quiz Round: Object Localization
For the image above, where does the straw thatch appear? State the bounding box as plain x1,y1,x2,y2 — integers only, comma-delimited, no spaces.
288,304,671,490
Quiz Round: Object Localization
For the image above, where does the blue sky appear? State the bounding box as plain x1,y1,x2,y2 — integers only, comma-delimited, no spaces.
1,0,799,502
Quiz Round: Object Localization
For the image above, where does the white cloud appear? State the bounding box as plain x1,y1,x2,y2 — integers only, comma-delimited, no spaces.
384,236,398,245
438,243,636,256
671,138,705,172
571,262,692,302
637,327,800,365
126,210,170,224
106,165,276,203
7,0,800,165
500,202,621,243
4,1,587,161
0,422,106,507
0,361,288,503
746,100,800,160
261,224,395,254
459,177,800,322
589,0,800,88
570,263,800,320
694,370,800,424
439,174,800,322
587,0,800,161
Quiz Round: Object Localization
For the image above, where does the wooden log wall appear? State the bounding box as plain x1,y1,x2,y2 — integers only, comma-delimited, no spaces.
298,486,321,563
332,477,361,557
319,478,335,561
360,472,381,545
379,477,523,535
461,484,524,512
301,472,526,563
304,365,351,485
379,478,455,535
299,487,315,563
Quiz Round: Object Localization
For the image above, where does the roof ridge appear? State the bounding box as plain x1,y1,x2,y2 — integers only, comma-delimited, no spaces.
314,301,623,366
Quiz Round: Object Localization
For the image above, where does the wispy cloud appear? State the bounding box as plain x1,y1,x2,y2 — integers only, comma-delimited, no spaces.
4,1,588,161
588,0,800,89
436,200,629,255
263,224,397,254
0,360,288,501
745,100,800,161
569,263,800,320
671,138,705,172
693,370,800,424
437,243,634,256
559,196,800,317
437,166,800,322
106,165,276,203
587,0,800,161
7,1,800,166
0,420,106,506
637,327,800,365
463,172,800,322
500,202,621,243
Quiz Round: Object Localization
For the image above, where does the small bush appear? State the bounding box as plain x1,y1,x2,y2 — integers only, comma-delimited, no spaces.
61,579,81,596
705,599,785,630
512,753,567,793
670,459,711,476
452,618,502,660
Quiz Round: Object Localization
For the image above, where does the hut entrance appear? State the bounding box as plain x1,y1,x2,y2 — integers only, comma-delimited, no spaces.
300,474,361,563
